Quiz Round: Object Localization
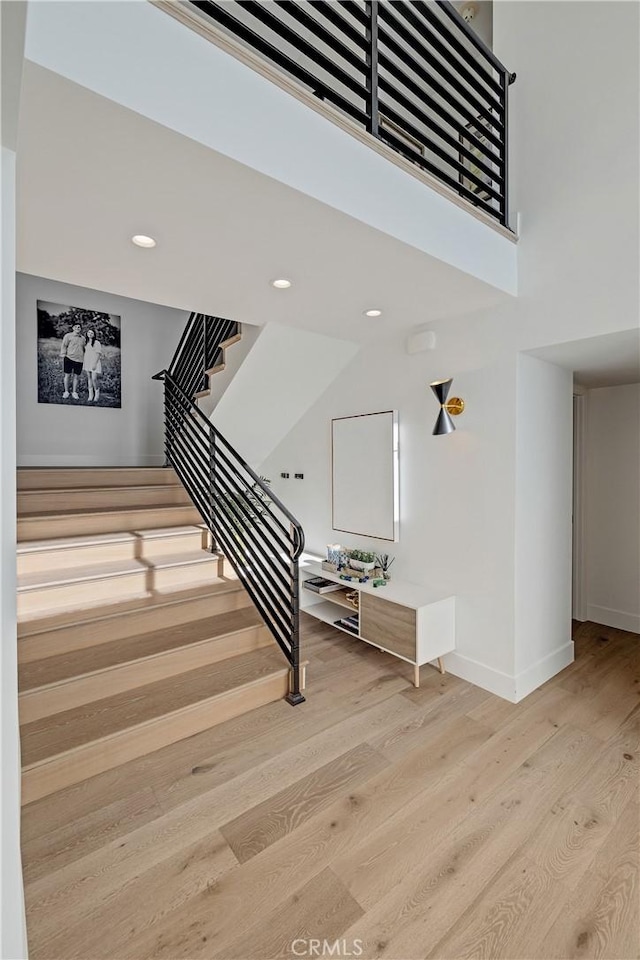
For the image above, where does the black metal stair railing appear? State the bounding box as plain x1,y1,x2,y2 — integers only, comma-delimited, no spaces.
170,312,240,399
189,0,516,228
153,320,306,704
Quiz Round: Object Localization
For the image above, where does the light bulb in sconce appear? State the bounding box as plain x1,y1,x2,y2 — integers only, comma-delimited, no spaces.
430,378,465,435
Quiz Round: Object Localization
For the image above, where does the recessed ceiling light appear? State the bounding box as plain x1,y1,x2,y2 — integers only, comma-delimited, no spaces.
271,278,292,289
131,234,157,248
364,308,382,317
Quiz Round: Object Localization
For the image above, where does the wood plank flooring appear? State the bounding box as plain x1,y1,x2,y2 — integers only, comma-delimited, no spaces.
22,619,639,960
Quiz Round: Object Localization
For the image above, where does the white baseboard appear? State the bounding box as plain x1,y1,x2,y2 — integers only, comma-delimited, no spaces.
18,455,165,467
514,642,575,702
443,652,518,702
587,605,640,634
445,640,576,704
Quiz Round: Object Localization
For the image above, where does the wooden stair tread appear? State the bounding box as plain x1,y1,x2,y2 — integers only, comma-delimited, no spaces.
18,550,219,591
16,525,207,555
18,579,243,638
19,608,265,691
21,647,287,768
19,500,191,520
19,483,184,496
17,467,180,489
18,505,202,543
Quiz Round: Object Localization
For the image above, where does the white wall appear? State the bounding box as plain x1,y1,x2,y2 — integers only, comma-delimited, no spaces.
585,384,640,633
514,355,574,699
1,2,28,956
16,273,188,467
213,323,359,468
495,1,639,349
262,313,521,698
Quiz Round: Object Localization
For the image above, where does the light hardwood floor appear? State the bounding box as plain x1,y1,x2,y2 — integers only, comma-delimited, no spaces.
22,618,639,960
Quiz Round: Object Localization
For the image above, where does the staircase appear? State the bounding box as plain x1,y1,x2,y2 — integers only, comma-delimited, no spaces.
18,312,305,806
17,467,290,805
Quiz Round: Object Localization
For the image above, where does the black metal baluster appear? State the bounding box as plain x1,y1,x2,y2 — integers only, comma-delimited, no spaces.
366,0,379,137
286,523,304,705
209,430,219,554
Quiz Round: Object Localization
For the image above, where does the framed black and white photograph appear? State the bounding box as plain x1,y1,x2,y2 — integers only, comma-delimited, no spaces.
37,300,122,408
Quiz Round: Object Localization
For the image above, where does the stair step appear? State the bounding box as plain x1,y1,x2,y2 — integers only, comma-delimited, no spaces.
18,483,191,514
20,648,290,804
17,526,210,575
17,467,180,490
18,581,249,662
17,551,223,619
18,504,202,541
19,609,272,723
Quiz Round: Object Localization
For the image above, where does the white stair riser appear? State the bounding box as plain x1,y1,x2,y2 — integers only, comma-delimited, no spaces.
18,559,221,618
19,626,273,724
18,485,191,514
17,530,209,576
17,468,180,490
18,587,250,662
18,505,202,540
21,671,289,805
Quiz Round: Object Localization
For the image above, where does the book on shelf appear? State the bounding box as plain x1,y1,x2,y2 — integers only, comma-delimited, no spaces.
303,576,343,595
334,614,359,633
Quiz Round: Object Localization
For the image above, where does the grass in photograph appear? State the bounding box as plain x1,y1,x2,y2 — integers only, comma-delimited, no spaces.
37,339,121,408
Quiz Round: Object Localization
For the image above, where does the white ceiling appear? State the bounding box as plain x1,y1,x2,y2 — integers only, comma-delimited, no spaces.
528,329,640,389
16,62,508,345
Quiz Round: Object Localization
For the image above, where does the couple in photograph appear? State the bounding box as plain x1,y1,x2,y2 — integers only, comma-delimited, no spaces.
60,323,103,402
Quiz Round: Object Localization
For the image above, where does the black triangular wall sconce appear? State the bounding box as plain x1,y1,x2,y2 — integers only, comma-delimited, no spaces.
430,378,465,435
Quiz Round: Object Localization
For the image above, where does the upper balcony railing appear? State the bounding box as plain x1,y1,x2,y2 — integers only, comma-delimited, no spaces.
190,0,516,229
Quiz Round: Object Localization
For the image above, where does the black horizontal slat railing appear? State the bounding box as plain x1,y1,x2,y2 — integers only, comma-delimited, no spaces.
170,312,239,399
153,315,306,704
188,0,515,227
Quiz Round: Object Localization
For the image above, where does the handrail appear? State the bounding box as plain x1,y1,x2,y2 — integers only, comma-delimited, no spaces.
153,321,306,705
188,0,516,228
155,369,306,550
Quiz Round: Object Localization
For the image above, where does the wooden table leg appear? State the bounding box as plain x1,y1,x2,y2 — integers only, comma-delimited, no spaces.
413,663,420,688
437,657,445,675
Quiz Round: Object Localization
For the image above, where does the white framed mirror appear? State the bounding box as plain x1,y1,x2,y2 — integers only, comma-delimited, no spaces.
331,410,399,542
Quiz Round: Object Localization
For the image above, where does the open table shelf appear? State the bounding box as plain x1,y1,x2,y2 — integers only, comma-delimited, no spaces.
300,556,455,687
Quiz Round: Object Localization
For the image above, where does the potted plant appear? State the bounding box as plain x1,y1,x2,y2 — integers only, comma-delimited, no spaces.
347,548,377,573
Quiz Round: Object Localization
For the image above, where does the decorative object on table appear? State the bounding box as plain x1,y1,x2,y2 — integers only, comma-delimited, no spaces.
326,544,341,566
338,550,349,570
345,590,359,610
430,378,465,436
346,549,377,572
375,553,395,580
334,614,359,634
372,579,387,588
303,577,344,595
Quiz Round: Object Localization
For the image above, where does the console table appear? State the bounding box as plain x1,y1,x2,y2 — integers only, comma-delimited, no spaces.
300,557,455,687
